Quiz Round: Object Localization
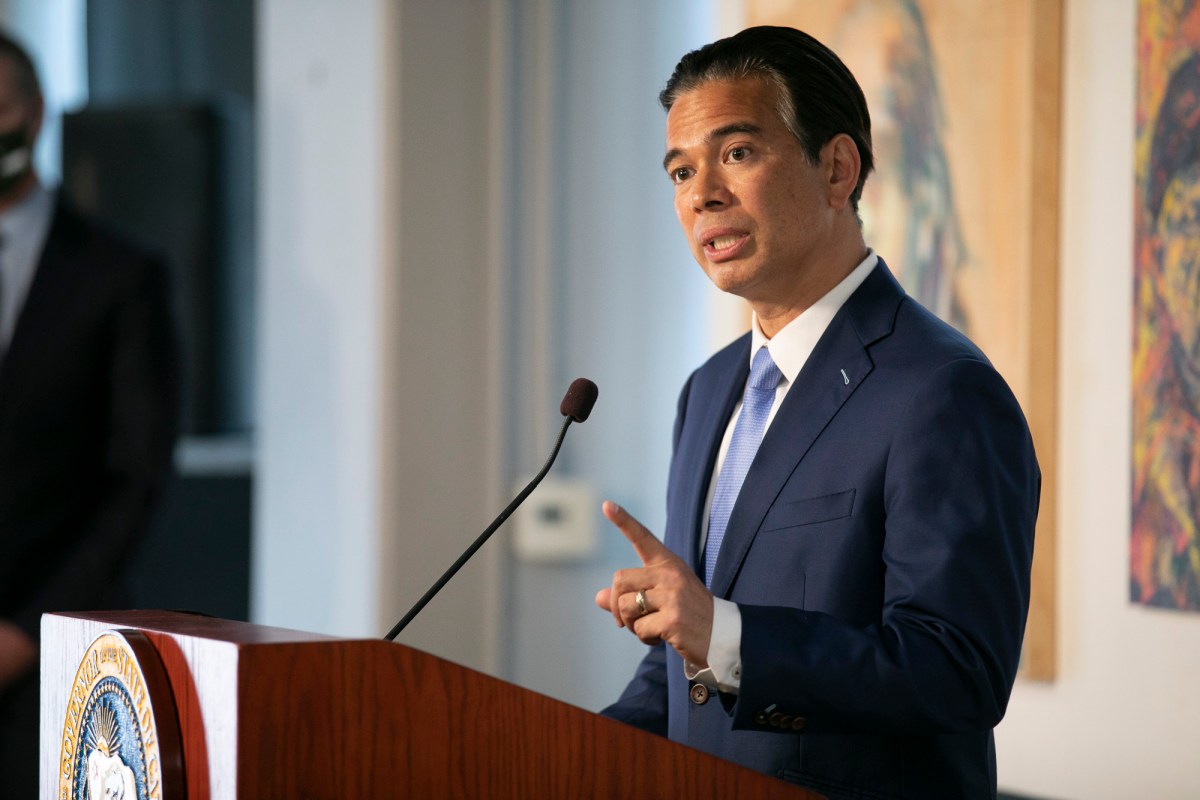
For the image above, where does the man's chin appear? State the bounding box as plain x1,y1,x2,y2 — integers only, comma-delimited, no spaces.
701,263,752,296
711,277,760,305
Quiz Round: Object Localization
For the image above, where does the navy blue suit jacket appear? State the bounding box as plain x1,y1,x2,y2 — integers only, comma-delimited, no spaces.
603,261,1039,800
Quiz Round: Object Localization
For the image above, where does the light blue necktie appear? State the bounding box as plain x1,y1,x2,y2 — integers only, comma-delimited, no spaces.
704,346,782,587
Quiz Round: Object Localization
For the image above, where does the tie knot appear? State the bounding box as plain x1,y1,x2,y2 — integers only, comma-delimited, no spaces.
748,346,781,391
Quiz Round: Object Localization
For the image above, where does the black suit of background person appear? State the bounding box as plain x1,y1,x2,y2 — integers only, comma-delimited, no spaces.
0,31,179,795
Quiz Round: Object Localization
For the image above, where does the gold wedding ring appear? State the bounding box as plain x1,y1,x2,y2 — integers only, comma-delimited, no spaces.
635,590,648,616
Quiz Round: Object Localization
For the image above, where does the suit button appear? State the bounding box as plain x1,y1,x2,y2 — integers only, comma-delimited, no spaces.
689,683,709,705
791,716,807,731
754,710,769,725
768,712,784,728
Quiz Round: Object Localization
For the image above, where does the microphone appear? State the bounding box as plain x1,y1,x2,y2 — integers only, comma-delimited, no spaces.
560,376,598,422
384,378,599,641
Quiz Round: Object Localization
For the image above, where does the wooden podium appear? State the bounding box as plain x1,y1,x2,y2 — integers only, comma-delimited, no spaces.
41,610,820,798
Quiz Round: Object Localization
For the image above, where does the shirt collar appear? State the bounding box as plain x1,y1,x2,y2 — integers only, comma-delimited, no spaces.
750,249,879,384
0,181,53,240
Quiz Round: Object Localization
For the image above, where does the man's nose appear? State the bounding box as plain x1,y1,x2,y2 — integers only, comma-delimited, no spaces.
691,169,730,211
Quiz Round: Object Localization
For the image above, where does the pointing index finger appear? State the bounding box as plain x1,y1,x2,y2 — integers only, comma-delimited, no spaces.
603,500,671,566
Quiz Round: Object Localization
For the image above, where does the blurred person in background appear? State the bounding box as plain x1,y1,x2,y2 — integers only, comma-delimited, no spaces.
0,29,178,795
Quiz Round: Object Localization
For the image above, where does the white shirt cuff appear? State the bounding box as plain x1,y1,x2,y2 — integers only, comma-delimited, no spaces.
683,597,742,693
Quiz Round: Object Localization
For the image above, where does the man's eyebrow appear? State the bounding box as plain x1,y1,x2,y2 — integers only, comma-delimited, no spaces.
662,148,684,173
662,122,765,172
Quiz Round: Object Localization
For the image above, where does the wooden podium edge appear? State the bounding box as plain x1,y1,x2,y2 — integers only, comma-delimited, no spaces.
44,611,822,799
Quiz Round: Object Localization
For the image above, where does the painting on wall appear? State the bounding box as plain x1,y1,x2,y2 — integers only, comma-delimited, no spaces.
739,0,1063,678
1132,0,1200,613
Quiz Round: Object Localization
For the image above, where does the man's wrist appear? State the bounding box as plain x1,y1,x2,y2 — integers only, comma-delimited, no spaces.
685,598,742,692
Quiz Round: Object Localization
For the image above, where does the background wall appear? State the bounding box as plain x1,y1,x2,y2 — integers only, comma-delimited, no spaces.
254,0,504,676
995,1,1200,797
499,0,717,713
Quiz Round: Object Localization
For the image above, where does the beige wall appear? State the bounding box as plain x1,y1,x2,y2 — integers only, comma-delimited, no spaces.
254,0,503,672
996,1,1200,797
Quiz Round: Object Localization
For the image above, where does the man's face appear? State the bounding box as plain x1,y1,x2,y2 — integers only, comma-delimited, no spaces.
0,58,40,202
664,77,839,311
0,58,36,137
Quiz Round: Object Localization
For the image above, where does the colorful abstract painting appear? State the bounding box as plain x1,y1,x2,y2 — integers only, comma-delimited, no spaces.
1132,0,1200,612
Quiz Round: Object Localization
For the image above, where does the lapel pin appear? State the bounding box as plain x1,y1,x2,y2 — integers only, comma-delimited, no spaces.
840,369,850,385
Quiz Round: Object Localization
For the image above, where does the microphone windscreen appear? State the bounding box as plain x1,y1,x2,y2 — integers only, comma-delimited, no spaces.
560,378,599,422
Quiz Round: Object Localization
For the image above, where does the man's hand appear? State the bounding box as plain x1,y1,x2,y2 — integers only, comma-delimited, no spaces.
594,500,714,666
0,620,37,693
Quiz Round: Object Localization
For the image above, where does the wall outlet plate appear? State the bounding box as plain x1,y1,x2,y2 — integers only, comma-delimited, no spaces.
512,476,597,563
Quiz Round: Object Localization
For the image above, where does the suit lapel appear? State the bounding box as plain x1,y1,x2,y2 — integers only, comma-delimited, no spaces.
707,262,906,596
677,336,749,576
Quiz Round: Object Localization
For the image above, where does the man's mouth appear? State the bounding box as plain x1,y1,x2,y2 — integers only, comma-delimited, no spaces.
707,234,743,251
700,231,749,261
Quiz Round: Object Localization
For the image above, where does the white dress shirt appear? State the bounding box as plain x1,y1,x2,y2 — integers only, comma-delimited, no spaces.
0,182,55,353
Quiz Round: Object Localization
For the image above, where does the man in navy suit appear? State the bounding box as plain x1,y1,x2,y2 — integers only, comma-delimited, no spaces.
595,27,1039,799
0,31,179,796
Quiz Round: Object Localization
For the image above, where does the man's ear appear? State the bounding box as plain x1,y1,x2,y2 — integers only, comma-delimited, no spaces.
824,133,861,211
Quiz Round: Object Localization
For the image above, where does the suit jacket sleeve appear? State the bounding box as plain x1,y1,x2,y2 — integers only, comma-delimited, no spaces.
600,642,669,735
732,357,1038,736
11,252,179,638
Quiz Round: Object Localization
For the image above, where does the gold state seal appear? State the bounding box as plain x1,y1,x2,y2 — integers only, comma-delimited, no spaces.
58,631,183,800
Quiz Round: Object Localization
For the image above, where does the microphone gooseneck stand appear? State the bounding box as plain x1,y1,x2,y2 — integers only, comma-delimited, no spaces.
384,378,597,641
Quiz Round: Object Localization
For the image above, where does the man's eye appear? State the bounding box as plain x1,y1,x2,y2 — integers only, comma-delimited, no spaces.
728,147,749,162
670,167,692,184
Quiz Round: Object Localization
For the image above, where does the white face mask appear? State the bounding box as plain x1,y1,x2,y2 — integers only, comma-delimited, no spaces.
0,125,32,194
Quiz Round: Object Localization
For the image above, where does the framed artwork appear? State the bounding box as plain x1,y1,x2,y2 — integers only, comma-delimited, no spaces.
1132,0,1200,613
736,0,1063,679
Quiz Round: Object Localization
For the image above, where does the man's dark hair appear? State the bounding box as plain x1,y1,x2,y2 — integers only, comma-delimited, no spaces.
0,29,43,107
660,26,873,208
